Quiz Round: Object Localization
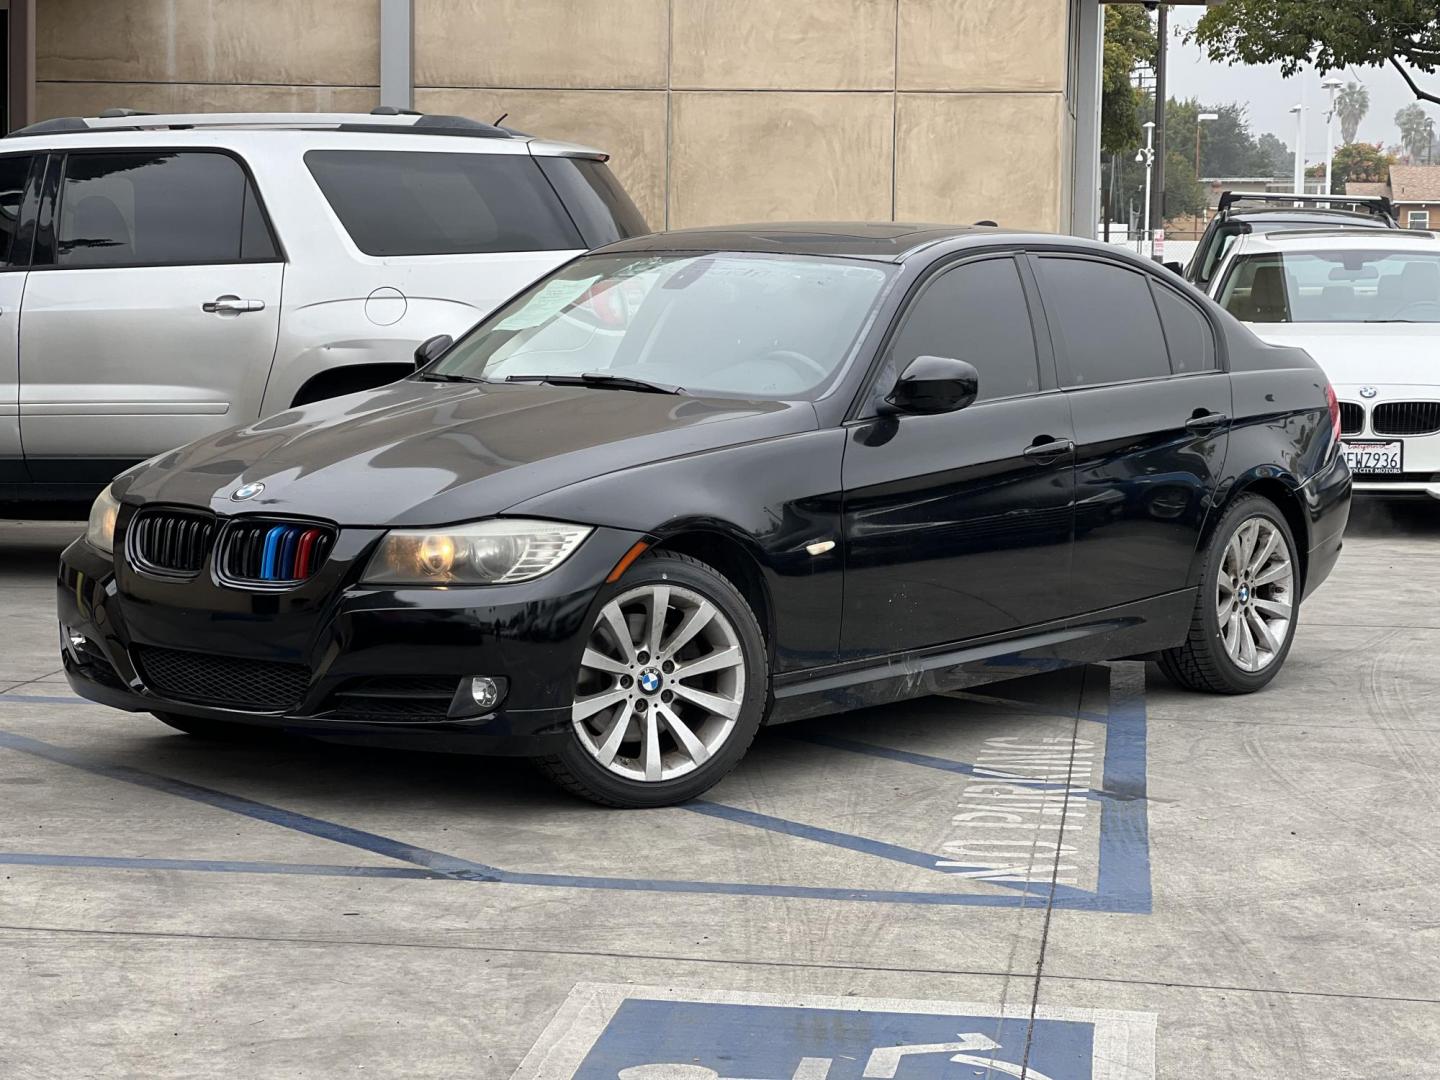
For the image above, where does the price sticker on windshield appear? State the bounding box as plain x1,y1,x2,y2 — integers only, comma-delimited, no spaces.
1342,440,1403,474
496,275,601,330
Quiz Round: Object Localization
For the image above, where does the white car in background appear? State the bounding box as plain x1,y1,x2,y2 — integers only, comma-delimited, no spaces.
1213,228,1440,500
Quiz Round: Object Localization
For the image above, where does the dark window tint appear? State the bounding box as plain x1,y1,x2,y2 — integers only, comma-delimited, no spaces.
888,257,1041,402
305,149,583,256
536,156,649,246
56,151,275,268
0,154,34,266
1152,283,1216,373
1040,257,1169,387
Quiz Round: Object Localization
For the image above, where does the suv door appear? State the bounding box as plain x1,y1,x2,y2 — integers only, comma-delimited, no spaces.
0,153,41,493
1032,254,1230,617
18,149,283,487
840,254,1076,658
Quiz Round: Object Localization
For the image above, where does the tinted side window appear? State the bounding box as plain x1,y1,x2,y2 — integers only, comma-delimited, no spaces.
536,157,649,246
1151,282,1216,373
1040,257,1169,387
56,151,273,268
305,150,584,256
0,154,35,266
888,257,1041,403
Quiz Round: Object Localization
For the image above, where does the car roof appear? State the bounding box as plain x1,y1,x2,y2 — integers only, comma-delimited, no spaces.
1229,228,1440,254
593,221,1104,263
2,110,607,159
1228,208,1393,227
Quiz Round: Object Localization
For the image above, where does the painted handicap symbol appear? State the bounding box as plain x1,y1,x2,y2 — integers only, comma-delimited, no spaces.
615,1034,1060,1080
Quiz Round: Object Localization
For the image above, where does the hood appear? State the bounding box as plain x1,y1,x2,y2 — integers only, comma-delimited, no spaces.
119,380,816,526
1246,323,1440,391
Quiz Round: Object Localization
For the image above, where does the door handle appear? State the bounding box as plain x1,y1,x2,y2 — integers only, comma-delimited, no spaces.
1184,410,1229,432
1022,437,1075,461
202,294,266,315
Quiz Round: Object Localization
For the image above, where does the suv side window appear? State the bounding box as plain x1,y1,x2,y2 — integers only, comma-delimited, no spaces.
885,256,1042,404
305,150,584,256
535,157,649,246
54,151,276,268
1150,281,1217,374
0,154,37,267
1039,256,1169,387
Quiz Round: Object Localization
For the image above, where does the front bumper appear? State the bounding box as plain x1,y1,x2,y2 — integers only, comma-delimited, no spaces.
57,524,646,756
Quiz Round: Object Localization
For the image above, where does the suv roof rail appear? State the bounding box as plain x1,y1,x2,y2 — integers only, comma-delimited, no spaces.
1217,190,1395,220
5,110,514,140
1262,227,1435,241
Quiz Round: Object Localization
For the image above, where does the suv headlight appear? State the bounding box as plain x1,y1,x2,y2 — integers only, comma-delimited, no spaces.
85,484,120,555
362,519,592,585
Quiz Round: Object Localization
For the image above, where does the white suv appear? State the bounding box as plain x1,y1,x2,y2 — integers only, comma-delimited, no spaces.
0,109,648,500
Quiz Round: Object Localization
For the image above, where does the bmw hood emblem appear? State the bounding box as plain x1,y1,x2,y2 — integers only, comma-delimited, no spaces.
231,481,266,501
1359,386,1378,398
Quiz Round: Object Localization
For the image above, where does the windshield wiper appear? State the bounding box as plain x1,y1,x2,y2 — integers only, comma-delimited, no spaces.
504,372,685,395
416,371,484,383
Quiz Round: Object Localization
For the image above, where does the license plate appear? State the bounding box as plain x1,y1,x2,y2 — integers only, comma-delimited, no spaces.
1342,440,1403,474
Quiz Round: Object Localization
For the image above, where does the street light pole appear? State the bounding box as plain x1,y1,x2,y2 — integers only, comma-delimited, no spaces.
1291,103,1306,196
1195,111,1218,236
1322,78,1343,197
1138,121,1156,256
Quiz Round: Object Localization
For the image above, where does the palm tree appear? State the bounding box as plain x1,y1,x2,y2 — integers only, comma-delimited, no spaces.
1396,103,1435,163
1336,82,1369,144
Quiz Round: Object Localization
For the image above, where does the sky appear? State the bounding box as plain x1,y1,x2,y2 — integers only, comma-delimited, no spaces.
1165,8,1440,165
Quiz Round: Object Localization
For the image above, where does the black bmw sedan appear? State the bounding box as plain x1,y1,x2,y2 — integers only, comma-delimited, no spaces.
59,223,1351,807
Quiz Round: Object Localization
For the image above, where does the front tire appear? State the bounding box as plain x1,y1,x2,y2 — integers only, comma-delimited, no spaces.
534,552,768,808
1159,494,1300,694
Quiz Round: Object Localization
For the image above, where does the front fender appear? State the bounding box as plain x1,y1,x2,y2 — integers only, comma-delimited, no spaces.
507,428,847,672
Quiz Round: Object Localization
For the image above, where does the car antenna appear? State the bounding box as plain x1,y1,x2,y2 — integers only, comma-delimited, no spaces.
493,113,509,125
974,219,998,227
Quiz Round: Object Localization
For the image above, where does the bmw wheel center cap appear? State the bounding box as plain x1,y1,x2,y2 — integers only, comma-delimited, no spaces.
638,668,662,694
231,481,265,501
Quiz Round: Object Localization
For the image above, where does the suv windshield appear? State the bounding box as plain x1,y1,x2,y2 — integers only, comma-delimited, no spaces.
1217,248,1440,323
430,251,896,399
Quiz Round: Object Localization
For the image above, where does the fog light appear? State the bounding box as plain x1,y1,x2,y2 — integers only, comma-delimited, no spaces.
67,628,87,650
469,677,504,711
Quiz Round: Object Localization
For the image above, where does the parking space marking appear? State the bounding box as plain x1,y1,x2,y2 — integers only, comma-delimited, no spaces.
0,663,1152,911
510,984,1156,1080
0,851,446,880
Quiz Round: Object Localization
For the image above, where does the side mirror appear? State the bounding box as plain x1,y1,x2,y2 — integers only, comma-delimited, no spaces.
882,355,979,415
414,333,453,368
1163,260,1185,276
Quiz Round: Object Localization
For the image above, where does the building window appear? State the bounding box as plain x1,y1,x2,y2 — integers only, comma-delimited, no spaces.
1408,210,1430,230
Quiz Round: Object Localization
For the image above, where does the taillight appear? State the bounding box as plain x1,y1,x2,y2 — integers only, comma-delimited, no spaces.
1324,382,1341,443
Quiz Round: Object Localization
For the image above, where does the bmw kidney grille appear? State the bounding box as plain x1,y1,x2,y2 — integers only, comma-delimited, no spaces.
219,521,336,585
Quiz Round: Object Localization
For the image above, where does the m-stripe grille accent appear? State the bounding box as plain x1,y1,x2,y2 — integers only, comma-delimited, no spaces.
220,521,335,584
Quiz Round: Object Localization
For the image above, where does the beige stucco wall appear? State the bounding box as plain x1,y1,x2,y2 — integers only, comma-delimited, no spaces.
34,0,1075,233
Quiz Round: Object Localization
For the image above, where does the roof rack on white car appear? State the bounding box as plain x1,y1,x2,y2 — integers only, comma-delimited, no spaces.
1217,190,1395,220
7,106,518,141
1262,227,1436,241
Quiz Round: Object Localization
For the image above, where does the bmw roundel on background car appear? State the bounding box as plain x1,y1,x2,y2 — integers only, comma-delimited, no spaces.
59,223,1351,808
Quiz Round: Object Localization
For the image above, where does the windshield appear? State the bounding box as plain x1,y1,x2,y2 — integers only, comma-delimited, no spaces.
1217,248,1440,323
429,251,895,399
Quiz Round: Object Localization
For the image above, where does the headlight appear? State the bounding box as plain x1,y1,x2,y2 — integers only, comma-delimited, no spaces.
85,484,120,555
363,519,592,585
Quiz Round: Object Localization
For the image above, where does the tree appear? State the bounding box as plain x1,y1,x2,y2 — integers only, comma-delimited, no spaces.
1255,132,1293,177
1193,2,1440,108
1162,152,1208,222
1336,82,1369,144
1330,142,1397,192
1396,102,1437,164
1101,5,1155,156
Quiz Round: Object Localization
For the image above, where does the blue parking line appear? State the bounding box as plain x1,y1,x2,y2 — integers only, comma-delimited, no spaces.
1089,663,1153,914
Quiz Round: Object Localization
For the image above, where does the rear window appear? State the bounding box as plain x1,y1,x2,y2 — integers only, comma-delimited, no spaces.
536,156,649,246
305,149,583,257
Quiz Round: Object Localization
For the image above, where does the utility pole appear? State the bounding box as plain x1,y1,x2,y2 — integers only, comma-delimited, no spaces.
1323,78,1342,197
1150,4,1169,243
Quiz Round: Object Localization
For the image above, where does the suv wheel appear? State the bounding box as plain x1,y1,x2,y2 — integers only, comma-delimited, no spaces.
1159,495,1299,694
535,553,767,808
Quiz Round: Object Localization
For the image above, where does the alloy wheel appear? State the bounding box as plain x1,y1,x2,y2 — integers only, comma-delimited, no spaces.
1216,516,1294,673
572,583,747,782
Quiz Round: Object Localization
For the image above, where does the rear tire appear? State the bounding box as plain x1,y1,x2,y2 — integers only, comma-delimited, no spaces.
151,712,289,743
534,552,768,808
1159,494,1300,694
